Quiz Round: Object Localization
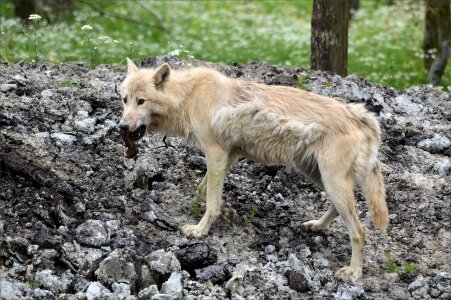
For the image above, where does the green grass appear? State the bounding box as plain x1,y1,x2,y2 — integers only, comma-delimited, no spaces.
243,205,257,228
191,182,205,219
384,250,418,274
0,0,449,89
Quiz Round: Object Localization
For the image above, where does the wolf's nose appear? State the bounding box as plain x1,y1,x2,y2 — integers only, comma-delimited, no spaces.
118,124,129,131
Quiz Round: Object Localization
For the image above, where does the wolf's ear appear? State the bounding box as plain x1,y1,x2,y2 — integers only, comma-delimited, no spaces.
154,63,171,87
126,58,138,75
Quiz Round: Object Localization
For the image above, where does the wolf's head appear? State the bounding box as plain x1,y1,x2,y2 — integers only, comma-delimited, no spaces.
118,58,171,140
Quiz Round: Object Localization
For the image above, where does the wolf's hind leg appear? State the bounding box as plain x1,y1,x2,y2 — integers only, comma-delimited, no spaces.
303,205,338,231
320,172,365,282
301,166,339,231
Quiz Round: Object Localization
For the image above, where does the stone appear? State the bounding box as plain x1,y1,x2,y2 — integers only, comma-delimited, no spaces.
408,275,430,299
160,272,183,299
313,257,330,268
174,242,217,271
41,89,54,99
0,83,17,93
74,117,96,134
146,249,181,277
195,264,227,284
86,281,114,300
32,288,56,300
34,269,73,294
334,284,365,300
150,295,172,300
50,132,77,146
417,134,451,154
75,219,110,247
430,272,451,298
187,155,207,171
432,158,450,176
95,250,137,288
0,280,31,299
138,285,159,300
392,95,424,117
112,282,132,300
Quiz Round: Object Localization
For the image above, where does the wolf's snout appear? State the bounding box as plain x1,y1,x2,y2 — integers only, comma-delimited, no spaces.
118,123,129,131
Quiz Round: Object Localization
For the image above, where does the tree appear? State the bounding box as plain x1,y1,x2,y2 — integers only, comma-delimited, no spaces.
311,0,349,77
424,0,450,86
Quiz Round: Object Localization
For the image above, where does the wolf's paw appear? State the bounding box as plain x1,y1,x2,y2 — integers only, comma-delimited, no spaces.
220,204,238,224
335,266,362,282
303,220,327,232
181,224,208,237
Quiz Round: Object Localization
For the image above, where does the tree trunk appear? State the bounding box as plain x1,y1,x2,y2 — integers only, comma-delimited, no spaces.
311,0,349,77
424,0,451,86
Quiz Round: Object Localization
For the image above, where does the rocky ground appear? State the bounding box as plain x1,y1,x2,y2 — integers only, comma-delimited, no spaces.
0,55,450,300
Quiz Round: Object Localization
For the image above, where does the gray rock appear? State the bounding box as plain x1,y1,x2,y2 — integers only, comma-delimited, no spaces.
313,257,330,268
34,269,73,294
430,272,451,298
150,294,173,300
264,244,276,254
74,100,93,113
432,158,451,176
187,155,207,170
334,284,365,300
392,95,424,117
86,281,114,300
75,219,110,247
0,83,17,93
160,272,183,299
50,132,77,146
138,285,159,300
417,134,451,153
146,249,181,276
95,249,137,288
0,280,31,299
41,89,54,99
32,288,56,300
112,282,131,300
300,246,311,258
195,264,226,284
408,275,430,299
74,117,96,134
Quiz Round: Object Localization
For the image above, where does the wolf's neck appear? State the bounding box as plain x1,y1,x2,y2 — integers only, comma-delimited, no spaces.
156,71,195,139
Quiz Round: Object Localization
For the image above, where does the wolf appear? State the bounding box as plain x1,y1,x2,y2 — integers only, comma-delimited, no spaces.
118,58,389,282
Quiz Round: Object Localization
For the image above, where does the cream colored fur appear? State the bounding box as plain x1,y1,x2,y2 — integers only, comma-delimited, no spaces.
119,59,389,282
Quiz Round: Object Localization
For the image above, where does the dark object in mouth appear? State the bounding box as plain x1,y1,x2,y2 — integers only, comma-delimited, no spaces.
119,130,138,158
119,125,147,158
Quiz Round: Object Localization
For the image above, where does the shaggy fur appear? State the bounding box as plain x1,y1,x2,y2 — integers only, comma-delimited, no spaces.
119,59,389,282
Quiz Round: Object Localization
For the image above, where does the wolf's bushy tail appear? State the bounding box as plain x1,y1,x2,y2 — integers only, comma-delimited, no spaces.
349,104,389,230
363,161,389,230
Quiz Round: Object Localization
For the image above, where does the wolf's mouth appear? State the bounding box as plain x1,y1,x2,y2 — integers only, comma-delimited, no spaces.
128,124,147,141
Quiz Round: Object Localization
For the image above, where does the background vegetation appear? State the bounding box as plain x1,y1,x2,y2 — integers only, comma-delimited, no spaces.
0,0,449,89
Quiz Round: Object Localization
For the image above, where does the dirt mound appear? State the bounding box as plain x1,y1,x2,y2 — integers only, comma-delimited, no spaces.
0,56,449,299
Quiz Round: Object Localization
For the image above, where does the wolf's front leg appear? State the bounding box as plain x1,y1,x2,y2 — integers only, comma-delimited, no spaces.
182,146,229,237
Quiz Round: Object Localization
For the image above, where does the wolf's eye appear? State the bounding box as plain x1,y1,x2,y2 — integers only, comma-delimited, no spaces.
123,97,127,103
137,98,145,105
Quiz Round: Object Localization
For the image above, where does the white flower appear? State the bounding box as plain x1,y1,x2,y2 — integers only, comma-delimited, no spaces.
113,40,118,44
28,14,42,21
81,24,93,31
98,36,111,44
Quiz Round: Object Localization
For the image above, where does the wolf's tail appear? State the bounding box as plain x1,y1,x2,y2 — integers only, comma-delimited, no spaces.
363,161,388,230
348,104,389,230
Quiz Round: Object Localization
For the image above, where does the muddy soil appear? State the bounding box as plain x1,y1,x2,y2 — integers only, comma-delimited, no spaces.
0,56,450,299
